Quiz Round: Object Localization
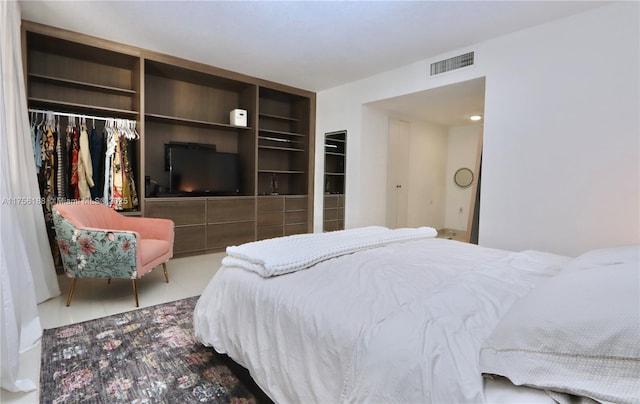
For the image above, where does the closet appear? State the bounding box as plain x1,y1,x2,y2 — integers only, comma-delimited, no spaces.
28,111,140,209
22,21,315,259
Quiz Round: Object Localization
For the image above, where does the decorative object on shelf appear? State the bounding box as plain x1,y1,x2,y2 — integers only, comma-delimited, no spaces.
454,167,474,188
230,109,247,127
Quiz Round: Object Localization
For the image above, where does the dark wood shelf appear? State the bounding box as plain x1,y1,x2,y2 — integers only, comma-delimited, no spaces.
29,73,136,95
259,129,305,137
325,172,345,176
258,169,305,174
28,97,138,117
259,145,305,152
145,113,252,131
259,113,300,122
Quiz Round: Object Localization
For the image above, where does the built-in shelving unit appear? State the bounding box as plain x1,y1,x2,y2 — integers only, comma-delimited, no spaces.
323,130,346,231
257,87,311,196
23,21,316,257
143,58,257,198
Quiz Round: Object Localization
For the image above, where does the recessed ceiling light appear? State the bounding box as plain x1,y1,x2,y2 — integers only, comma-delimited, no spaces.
470,115,482,121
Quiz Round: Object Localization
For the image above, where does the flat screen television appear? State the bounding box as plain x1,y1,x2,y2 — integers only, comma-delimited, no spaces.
165,142,240,196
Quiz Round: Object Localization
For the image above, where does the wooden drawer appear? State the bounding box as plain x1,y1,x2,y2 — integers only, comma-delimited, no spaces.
285,210,307,224
323,220,341,232
324,207,338,221
324,195,338,209
337,194,345,208
285,195,308,211
207,198,255,223
145,199,206,226
174,225,206,253
257,196,284,213
257,225,283,240
258,211,283,226
207,222,255,249
285,223,308,236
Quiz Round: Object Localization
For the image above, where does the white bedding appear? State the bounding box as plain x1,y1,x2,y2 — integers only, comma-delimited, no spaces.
194,238,570,403
223,225,437,277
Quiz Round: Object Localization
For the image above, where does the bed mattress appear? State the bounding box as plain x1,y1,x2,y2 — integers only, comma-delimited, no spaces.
194,238,570,403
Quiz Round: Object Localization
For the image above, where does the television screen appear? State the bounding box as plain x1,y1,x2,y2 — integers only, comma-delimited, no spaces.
166,143,240,196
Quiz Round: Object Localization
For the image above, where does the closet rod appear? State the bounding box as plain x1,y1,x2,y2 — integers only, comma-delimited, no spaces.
27,108,137,123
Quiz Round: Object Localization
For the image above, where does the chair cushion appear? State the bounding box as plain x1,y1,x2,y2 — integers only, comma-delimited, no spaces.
139,239,172,276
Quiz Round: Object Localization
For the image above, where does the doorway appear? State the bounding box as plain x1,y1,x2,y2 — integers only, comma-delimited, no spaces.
372,77,485,241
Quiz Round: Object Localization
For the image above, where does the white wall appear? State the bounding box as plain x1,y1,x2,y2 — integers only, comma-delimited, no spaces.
444,125,481,231
315,2,639,256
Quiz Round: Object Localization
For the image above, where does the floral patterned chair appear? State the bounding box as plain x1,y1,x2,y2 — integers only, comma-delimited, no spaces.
52,202,174,307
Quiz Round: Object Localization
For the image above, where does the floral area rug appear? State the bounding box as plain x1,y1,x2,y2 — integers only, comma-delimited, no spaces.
40,296,272,403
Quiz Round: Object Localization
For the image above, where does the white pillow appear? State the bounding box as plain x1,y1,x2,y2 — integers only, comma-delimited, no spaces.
479,246,640,403
561,245,639,273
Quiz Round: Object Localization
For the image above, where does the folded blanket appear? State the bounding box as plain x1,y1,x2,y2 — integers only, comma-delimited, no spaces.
222,226,438,277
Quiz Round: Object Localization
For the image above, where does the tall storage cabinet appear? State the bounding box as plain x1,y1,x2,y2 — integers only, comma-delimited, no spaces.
323,130,346,231
23,21,316,258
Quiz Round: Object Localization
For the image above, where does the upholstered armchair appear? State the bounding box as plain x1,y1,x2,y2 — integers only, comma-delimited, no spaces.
52,202,174,307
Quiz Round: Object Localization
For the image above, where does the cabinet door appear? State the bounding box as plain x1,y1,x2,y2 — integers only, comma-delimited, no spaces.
207,198,255,223
285,195,308,233
174,226,206,254
145,199,206,225
145,199,207,255
207,222,254,251
256,196,284,239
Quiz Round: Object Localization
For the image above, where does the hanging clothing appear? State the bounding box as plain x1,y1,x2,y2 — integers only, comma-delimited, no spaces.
40,125,55,216
55,124,68,200
77,124,94,200
103,126,115,206
122,139,138,209
89,126,103,201
110,128,124,210
29,112,138,211
69,126,80,199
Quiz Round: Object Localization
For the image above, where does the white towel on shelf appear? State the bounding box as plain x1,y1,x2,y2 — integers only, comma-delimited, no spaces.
222,226,438,277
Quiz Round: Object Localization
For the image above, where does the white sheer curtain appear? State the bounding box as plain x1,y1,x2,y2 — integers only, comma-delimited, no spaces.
1,0,61,392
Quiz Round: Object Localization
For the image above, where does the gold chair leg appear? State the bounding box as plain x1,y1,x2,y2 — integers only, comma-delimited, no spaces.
66,278,77,307
163,262,169,283
132,279,139,307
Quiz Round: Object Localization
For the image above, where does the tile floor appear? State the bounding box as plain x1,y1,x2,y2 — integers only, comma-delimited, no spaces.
1,252,225,403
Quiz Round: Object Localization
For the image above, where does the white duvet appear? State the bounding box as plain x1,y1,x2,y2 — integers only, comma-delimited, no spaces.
194,238,570,403
223,225,437,277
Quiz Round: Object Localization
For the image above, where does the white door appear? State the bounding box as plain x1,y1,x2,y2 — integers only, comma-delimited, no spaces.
386,119,410,228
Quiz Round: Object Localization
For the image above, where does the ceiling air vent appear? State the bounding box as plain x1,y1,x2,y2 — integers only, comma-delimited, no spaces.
430,52,474,76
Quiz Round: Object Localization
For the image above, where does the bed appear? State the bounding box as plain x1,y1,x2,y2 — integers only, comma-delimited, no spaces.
193,226,640,403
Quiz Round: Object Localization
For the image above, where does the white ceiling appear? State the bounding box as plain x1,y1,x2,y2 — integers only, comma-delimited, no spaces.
369,77,486,127
20,1,606,93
